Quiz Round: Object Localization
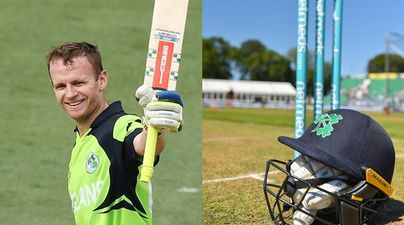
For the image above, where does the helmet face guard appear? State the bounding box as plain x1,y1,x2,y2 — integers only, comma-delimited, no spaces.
263,159,389,225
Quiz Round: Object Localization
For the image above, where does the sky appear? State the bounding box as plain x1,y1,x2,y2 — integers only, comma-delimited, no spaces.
203,0,404,78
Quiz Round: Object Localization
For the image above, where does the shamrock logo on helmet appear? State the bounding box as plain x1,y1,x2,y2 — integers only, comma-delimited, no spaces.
311,113,343,138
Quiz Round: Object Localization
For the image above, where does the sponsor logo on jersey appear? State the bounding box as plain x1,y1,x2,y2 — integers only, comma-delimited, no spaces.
86,152,99,174
70,180,103,213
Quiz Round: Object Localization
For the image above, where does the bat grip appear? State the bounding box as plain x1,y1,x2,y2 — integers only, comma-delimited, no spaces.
140,126,159,182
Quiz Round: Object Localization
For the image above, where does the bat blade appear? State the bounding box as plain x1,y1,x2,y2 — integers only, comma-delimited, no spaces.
141,0,189,182
144,0,189,91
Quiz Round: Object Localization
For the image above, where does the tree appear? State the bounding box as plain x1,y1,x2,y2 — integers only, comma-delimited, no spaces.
202,37,233,79
243,50,293,82
323,62,332,95
286,47,332,96
238,40,266,58
234,40,267,79
234,39,293,82
367,53,404,72
202,36,332,96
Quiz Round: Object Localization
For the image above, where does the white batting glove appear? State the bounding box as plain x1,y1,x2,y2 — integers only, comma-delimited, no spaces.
135,84,157,107
135,85,183,133
290,155,350,225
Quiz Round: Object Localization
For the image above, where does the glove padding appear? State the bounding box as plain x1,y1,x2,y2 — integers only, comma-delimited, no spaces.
135,85,183,133
290,155,350,225
136,85,157,107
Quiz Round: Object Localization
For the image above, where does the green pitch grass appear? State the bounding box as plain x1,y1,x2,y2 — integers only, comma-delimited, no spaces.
203,107,404,225
0,1,201,225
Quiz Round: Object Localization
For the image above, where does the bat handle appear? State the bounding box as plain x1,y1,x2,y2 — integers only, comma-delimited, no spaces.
140,126,159,182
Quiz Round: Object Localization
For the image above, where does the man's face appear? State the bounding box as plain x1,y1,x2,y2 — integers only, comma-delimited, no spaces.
49,56,108,125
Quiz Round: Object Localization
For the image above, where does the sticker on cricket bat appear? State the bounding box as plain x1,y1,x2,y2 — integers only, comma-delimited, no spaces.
140,0,189,183
145,28,182,90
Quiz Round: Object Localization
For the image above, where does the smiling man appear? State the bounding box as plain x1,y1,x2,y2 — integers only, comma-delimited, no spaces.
49,52,108,135
46,42,183,225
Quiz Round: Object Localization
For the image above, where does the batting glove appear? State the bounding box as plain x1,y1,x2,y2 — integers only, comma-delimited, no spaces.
290,155,350,225
135,85,183,133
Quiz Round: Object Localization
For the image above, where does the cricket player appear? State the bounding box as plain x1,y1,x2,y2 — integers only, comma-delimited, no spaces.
46,41,183,225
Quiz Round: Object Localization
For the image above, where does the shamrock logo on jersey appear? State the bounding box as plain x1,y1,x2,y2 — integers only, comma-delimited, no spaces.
86,152,99,174
311,113,343,138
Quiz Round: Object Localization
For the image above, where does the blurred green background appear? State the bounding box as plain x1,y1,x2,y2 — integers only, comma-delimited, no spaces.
0,0,201,224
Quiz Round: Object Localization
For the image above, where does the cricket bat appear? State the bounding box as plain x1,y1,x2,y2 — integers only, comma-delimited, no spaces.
141,0,189,182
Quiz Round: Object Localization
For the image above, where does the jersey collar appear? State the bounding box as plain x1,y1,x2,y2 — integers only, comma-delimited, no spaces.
73,101,124,133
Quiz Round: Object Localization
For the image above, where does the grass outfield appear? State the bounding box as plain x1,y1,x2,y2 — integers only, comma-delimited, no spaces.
0,1,201,225
203,107,404,225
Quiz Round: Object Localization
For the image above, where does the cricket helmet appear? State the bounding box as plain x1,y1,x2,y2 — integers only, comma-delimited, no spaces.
264,109,395,225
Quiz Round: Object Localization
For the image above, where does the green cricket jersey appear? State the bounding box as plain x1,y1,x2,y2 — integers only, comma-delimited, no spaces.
68,101,154,225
